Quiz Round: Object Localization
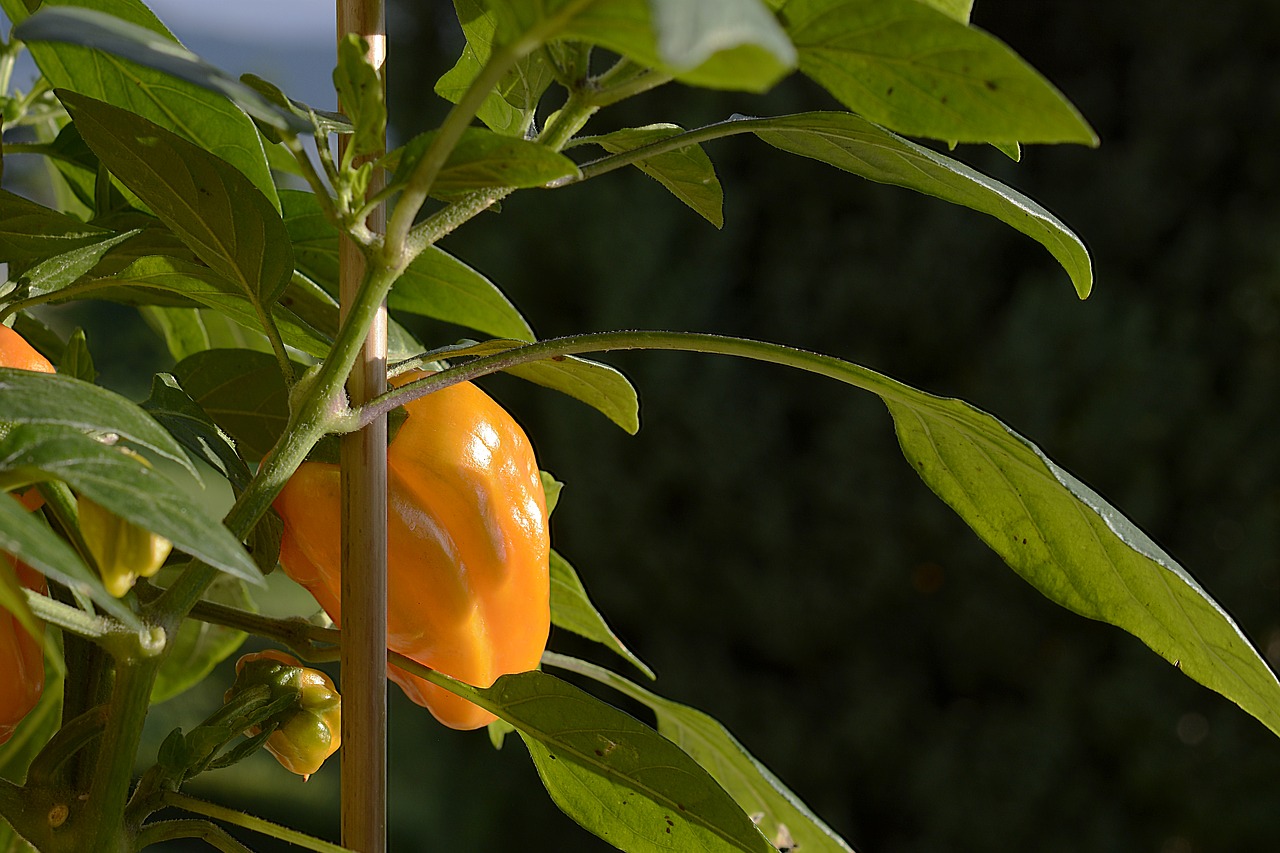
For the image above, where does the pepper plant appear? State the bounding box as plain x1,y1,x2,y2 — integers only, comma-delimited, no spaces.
0,0,1277,851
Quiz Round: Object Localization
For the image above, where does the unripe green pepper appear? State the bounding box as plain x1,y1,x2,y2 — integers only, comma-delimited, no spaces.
225,650,342,780
78,452,173,597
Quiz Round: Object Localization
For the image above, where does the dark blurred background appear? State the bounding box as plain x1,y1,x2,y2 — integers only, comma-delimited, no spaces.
25,0,1280,850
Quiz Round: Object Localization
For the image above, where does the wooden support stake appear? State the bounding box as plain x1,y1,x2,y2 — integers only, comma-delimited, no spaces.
337,1,387,850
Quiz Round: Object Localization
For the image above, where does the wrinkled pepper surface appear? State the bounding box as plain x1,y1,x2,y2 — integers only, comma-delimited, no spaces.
273,371,550,730
0,326,51,743
225,649,342,780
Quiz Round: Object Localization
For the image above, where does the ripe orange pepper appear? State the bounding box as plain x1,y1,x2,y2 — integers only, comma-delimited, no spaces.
274,371,550,730
0,325,52,743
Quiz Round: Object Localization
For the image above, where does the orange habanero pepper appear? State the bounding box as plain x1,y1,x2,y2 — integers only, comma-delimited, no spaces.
0,325,52,743
273,371,550,730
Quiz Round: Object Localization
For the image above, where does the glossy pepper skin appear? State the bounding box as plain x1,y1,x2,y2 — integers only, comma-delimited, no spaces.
0,326,52,744
79,478,173,597
273,371,550,730
0,555,46,745
225,650,342,780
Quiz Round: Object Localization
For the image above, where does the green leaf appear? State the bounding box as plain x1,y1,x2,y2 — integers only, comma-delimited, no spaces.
0,425,263,587
13,7,309,134
648,0,797,79
0,479,145,630
172,349,292,463
579,124,723,227
151,571,252,704
385,127,580,199
58,328,97,383
540,471,563,515
18,0,278,205
0,367,194,474
916,0,971,21
742,111,1092,297
0,189,112,264
106,256,331,357
59,90,295,308
2,229,138,303
585,332,1280,740
546,653,855,853
436,0,556,137
333,34,386,160
433,669,775,853
282,190,534,342
551,549,655,679
780,0,1097,144
421,339,639,433
141,372,252,493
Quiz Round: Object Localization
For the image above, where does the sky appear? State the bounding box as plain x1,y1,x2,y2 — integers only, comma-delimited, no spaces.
146,0,337,107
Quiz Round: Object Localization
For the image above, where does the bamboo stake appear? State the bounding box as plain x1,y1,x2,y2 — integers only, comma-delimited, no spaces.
336,1,387,850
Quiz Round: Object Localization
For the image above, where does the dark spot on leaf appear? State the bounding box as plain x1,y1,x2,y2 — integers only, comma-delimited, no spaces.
677,804,686,811
548,754,557,760
1022,538,1027,545
594,749,604,756
551,355,566,362
940,96,949,105
886,86,894,96
985,80,998,91
666,828,671,834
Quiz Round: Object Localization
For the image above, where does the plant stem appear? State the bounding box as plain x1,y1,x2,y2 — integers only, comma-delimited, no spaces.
134,819,256,853
82,654,158,850
160,792,357,853
356,329,914,429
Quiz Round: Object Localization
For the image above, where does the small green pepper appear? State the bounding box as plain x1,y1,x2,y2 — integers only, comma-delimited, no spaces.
224,650,342,780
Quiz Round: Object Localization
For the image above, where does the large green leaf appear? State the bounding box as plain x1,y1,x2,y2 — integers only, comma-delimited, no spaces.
13,7,307,134
172,349,293,463
780,0,1096,144
420,667,775,853
550,549,654,679
546,653,854,853
281,190,535,342
0,486,143,629
577,124,724,227
17,0,278,204
0,190,111,263
742,111,1092,297
0,366,193,473
410,338,640,433
60,91,294,309
0,425,263,587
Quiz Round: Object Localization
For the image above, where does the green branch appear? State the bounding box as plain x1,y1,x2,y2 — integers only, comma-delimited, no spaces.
355,329,908,430
160,792,358,853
